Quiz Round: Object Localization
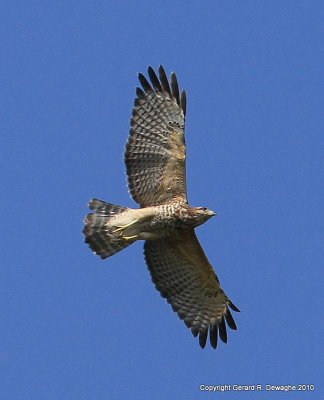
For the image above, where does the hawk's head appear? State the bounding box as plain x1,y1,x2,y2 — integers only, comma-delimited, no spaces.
191,206,216,226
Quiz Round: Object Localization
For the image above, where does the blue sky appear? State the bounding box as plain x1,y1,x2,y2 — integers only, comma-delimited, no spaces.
2,1,323,399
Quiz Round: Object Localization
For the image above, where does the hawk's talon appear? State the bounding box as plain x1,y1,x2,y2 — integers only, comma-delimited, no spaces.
123,235,138,241
112,219,139,239
112,219,139,235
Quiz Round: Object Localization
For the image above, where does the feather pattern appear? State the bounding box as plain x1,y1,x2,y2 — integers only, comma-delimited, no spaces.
83,66,239,349
125,65,187,207
144,230,239,349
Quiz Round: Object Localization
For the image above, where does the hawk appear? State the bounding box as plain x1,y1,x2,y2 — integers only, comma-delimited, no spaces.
83,66,239,349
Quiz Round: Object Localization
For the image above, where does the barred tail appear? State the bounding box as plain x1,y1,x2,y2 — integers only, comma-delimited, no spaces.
83,198,134,259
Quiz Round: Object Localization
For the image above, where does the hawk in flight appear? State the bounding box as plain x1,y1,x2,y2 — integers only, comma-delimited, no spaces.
83,66,239,349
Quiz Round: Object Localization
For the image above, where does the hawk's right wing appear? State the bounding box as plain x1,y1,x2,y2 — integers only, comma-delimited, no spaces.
144,230,239,349
125,65,187,207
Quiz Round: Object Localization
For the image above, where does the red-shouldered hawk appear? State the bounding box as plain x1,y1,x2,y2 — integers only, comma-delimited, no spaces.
83,66,239,349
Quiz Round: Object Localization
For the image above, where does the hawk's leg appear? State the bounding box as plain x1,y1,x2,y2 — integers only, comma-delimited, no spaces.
123,234,138,241
112,219,139,240
112,219,139,233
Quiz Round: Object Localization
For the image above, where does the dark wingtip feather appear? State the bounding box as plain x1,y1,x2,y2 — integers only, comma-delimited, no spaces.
170,72,180,104
184,319,192,328
191,326,199,337
199,330,208,349
158,65,172,96
209,324,218,349
225,308,237,330
138,72,152,92
218,317,228,343
136,87,145,99
180,90,186,116
148,66,162,92
228,301,240,312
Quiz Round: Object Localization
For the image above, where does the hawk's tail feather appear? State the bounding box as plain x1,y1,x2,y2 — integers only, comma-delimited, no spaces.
83,200,134,259
88,198,128,216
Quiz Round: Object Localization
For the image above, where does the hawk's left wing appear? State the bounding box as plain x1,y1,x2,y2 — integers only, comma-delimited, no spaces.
144,230,239,348
125,65,187,207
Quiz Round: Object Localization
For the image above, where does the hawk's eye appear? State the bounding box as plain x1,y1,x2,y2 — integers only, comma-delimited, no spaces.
197,207,208,212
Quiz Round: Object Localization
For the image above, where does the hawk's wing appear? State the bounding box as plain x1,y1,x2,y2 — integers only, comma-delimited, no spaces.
125,65,187,207
144,230,239,348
